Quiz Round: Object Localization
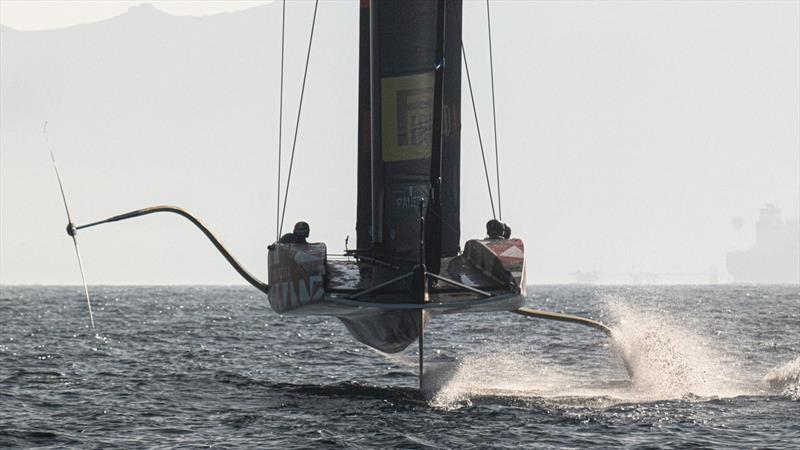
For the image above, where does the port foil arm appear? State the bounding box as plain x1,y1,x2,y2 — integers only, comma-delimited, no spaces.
74,205,269,295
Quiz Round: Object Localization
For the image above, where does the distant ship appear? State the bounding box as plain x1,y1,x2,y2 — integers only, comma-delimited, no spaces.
726,204,800,284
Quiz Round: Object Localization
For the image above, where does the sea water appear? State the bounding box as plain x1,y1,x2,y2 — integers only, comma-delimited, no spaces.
1,285,797,448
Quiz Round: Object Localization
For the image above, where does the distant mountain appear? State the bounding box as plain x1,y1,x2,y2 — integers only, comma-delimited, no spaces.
2,3,276,139
0,2,361,284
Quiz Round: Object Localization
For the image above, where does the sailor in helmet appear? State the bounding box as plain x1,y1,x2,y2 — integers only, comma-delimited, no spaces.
486,219,511,240
279,221,310,244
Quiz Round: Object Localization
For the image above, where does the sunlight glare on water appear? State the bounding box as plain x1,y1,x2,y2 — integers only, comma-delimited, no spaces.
1,285,798,448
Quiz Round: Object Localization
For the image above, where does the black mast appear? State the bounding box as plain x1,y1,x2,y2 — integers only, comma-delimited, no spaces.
368,0,384,250
425,0,446,274
440,0,463,256
356,0,372,249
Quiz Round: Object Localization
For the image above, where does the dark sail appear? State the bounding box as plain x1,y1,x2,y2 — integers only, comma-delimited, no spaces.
356,0,462,263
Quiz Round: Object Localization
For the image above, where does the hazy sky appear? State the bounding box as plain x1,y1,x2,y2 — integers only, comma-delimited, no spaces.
1,1,798,285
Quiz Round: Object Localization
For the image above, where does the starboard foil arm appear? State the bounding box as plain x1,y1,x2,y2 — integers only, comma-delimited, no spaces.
73,206,270,295
514,306,634,379
513,306,612,335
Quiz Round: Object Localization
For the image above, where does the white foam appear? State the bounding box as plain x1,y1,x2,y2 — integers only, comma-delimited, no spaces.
761,356,800,400
428,349,572,408
428,297,772,408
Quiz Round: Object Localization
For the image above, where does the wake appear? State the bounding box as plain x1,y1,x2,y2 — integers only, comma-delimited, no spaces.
426,298,798,408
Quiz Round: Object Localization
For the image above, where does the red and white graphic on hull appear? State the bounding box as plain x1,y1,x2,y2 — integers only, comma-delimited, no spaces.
484,240,525,269
464,238,526,290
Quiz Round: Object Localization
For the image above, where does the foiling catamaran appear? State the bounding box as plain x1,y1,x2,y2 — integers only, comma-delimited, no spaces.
53,0,627,388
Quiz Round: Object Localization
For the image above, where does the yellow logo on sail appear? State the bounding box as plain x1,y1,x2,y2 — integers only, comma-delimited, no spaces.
381,72,434,162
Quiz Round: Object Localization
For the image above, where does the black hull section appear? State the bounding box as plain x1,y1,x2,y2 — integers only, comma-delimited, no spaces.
339,311,426,354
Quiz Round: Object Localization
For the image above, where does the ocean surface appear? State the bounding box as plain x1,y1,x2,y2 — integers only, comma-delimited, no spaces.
1,285,797,448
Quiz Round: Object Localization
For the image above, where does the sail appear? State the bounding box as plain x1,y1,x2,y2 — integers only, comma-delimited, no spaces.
356,0,462,262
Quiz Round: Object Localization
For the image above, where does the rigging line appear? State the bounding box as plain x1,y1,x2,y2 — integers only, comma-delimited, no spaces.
276,0,286,241
279,0,319,237
461,42,497,220
486,0,502,221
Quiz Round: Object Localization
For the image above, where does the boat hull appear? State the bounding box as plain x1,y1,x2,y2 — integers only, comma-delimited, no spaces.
267,238,526,352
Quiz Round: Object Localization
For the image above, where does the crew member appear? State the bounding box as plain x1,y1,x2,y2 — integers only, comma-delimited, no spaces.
279,221,310,244
486,219,505,239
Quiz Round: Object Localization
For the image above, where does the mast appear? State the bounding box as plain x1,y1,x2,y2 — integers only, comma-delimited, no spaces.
439,0,462,256
356,0,372,249
368,0,385,250
425,0,446,273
